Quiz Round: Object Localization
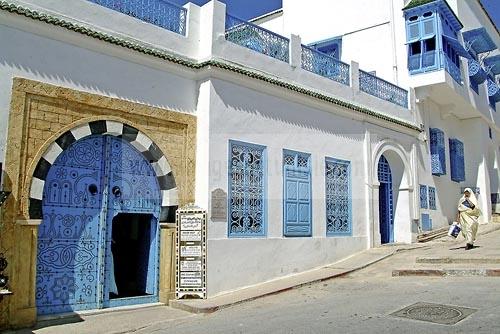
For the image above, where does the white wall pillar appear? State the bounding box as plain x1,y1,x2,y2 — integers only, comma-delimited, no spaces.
195,80,212,212
350,61,360,93
198,0,226,60
289,34,301,69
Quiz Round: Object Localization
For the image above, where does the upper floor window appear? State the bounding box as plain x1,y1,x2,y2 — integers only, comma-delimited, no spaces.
228,140,267,237
308,37,342,60
406,11,437,73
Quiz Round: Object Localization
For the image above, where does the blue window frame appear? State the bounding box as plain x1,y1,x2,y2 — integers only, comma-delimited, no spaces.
449,138,465,182
308,37,342,60
406,11,437,73
283,150,312,237
428,186,436,210
430,128,446,176
325,157,352,236
420,185,428,209
228,140,267,237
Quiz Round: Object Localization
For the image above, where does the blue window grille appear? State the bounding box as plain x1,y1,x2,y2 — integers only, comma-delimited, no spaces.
325,158,352,236
225,14,289,63
421,213,432,231
420,185,428,209
228,140,266,237
429,128,446,176
449,138,465,182
406,11,438,73
87,0,187,35
428,186,436,210
301,45,350,86
283,150,312,237
487,77,500,111
359,70,409,108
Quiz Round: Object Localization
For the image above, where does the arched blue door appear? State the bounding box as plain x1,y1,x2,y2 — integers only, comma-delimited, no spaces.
378,155,394,244
36,135,161,315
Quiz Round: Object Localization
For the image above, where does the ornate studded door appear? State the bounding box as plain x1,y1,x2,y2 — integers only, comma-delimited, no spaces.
378,155,394,244
36,135,161,315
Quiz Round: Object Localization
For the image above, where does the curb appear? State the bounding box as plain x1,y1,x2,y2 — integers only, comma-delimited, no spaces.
416,257,500,264
170,248,412,314
392,269,500,277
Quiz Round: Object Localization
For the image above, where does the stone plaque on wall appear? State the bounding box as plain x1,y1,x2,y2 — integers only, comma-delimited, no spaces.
211,188,227,221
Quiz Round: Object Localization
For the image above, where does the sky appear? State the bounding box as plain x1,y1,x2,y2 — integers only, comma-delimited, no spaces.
169,0,499,31
480,0,500,31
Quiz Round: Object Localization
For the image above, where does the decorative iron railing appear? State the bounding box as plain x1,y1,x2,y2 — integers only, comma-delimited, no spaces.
225,14,289,63
359,70,408,108
443,54,462,84
87,0,187,36
301,45,350,86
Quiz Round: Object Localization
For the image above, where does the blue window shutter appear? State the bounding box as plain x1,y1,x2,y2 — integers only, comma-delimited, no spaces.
428,186,436,210
430,128,446,175
407,20,421,43
420,185,428,209
421,213,432,231
228,140,266,237
449,139,465,182
283,150,312,237
325,157,352,236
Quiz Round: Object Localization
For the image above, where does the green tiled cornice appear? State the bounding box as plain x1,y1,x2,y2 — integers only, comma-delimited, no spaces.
403,0,436,10
0,1,421,132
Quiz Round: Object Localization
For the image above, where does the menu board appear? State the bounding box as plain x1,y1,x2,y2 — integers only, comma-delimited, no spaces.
175,205,207,299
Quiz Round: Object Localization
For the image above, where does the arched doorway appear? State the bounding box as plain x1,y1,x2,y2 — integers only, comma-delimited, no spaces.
36,134,161,315
378,155,394,244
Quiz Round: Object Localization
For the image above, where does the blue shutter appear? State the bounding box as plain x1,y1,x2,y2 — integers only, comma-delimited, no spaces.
449,139,465,182
283,151,311,237
421,213,432,231
430,128,446,175
428,186,436,210
420,185,428,209
325,157,351,236
228,140,266,237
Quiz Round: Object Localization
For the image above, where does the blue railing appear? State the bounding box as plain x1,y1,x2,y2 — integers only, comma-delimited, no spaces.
87,0,187,36
443,54,462,84
225,14,289,63
301,45,350,86
359,70,408,108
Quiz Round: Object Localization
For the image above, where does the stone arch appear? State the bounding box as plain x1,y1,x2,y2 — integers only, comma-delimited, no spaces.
372,140,412,189
28,119,178,222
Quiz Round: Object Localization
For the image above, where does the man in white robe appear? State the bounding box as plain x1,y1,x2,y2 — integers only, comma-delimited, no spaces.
458,188,481,250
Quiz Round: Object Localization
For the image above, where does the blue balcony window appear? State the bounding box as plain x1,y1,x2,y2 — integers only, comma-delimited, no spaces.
429,128,446,176
428,186,436,210
308,37,342,60
420,185,428,209
449,138,465,183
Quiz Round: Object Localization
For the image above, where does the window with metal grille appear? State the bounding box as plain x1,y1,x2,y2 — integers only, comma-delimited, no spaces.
449,138,465,182
429,128,446,175
283,150,312,237
406,11,437,73
325,157,352,236
228,140,266,237
428,186,436,210
420,185,428,209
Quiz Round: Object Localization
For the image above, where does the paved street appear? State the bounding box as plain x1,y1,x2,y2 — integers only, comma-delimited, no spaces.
10,228,500,334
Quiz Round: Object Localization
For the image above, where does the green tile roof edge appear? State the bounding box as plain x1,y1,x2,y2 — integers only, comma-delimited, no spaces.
403,0,437,10
0,1,422,132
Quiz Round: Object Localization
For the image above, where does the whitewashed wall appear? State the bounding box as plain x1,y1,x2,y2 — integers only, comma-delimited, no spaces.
0,14,198,169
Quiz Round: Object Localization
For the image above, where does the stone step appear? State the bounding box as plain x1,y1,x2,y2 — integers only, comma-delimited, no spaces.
392,269,500,277
416,257,500,264
416,226,449,243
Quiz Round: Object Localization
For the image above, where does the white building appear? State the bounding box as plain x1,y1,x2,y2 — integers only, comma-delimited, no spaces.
0,0,498,328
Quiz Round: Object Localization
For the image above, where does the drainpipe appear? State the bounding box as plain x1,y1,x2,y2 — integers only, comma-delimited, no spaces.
389,0,399,84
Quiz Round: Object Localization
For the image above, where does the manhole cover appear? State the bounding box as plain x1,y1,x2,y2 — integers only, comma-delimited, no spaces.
391,302,477,325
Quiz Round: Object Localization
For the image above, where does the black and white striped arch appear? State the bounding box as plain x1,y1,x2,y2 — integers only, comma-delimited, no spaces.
28,120,178,222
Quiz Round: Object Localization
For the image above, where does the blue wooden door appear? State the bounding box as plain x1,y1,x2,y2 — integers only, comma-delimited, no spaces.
283,151,311,237
37,135,160,315
378,155,394,244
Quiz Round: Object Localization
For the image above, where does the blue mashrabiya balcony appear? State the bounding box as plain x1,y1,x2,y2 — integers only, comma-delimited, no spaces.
462,27,496,92
87,0,187,35
484,55,500,109
403,0,471,85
